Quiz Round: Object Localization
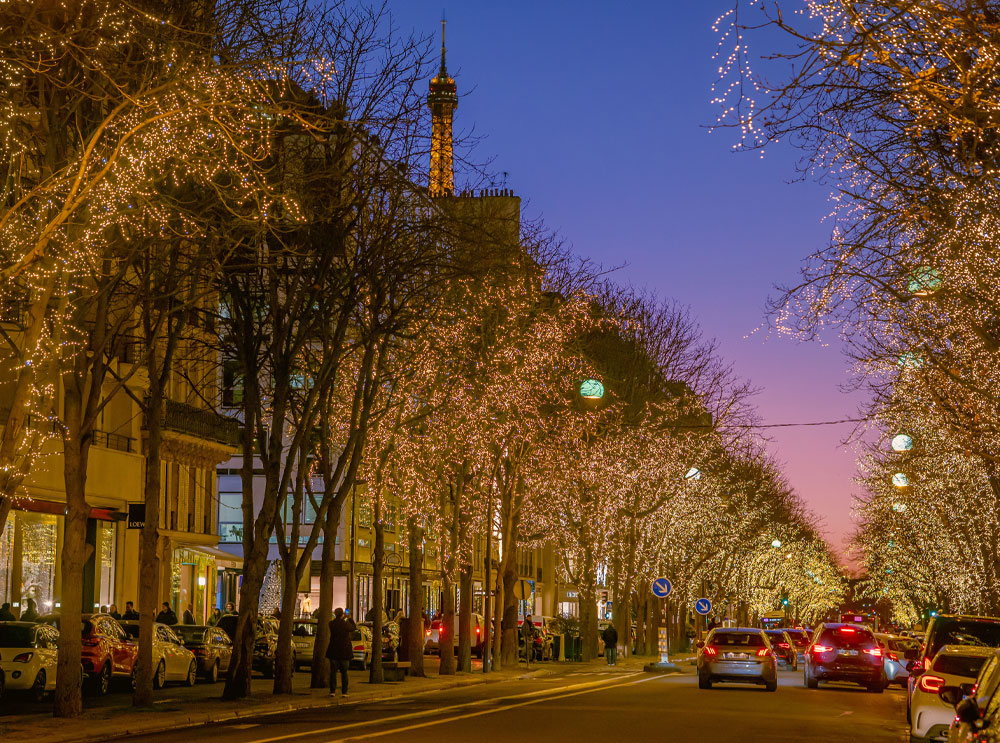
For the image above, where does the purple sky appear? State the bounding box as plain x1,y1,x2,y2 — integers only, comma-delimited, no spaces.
387,2,867,563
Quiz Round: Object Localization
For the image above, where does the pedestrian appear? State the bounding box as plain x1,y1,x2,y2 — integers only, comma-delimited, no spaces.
208,608,222,626
183,604,195,624
99,605,109,614
521,614,536,661
155,602,178,625
123,601,140,620
602,623,619,667
108,603,121,620
21,597,40,623
224,602,236,615
0,602,16,621
327,607,356,697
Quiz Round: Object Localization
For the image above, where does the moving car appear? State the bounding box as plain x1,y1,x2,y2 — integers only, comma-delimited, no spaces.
172,624,232,683
764,629,798,670
120,621,198,688
697,627,778,691
875,633,920,687
943,649,1000,743
803,623,885,692
785,628,812,664
0,622,58,701
909,644,993,743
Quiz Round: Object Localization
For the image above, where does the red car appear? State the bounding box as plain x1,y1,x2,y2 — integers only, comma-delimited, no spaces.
43,613,138,695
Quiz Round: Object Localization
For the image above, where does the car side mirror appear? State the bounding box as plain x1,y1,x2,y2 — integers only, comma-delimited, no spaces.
940,686,965,706
696,640,705,649
955,697,980,724
904,649,919,661
905,660,918,673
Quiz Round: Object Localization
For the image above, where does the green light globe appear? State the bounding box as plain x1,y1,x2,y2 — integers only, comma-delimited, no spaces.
891,434,913,452
579,378,605,400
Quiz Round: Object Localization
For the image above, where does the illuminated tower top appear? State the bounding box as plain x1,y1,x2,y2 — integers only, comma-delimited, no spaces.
428,18,458,197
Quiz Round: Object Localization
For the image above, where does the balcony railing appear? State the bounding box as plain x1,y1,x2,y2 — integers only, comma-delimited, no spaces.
92,429,135,453
157,399,241,447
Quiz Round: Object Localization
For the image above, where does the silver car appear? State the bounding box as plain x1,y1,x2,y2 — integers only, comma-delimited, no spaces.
698,628,778,691
875,632,920,687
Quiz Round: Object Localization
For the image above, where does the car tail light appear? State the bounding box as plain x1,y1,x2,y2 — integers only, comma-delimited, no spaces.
82,636,100,647
919,674,945,693
476,627,481,634
12,652,32,663
702,646,718,656
811,644,834,654
777,642,790,649
923,657,932,672
757,648,771,657
888,652,899,662
864,648,883,658
425,630,431,637
191,647,207,655
353,645,364,651
839,627,856,634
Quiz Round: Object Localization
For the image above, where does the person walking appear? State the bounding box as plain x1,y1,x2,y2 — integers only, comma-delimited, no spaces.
521,614,537,662
182,604,195,624
20,598,40,622
156,602,178,625
327,608,356,697
123,601,140,620
602,623,619,667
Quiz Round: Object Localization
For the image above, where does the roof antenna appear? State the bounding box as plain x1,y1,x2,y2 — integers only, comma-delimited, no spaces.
439,10,448,75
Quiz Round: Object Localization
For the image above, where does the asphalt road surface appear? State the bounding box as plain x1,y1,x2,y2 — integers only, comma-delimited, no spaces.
126,667,908,743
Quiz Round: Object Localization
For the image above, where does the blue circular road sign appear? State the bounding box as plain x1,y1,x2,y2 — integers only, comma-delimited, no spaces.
694,598,712,616
651,578,672,598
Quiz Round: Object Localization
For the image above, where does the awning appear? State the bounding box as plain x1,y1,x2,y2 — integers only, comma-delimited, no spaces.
176,543,243,568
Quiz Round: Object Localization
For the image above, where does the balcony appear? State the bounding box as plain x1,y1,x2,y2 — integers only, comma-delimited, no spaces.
156,399,241,447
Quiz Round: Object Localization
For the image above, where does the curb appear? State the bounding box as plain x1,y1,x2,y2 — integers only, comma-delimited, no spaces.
4,667,560,743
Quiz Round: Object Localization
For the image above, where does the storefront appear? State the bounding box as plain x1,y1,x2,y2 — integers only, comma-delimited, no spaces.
170,544,241,622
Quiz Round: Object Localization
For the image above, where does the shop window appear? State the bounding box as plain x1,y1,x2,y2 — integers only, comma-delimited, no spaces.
98,520,117,609
20,512,58,612
0,519,12,603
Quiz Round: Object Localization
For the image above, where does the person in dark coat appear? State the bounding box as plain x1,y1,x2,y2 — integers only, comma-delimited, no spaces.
182,604,195,624
327,607,356,696
0,602,16,621
602,624,619,666
155,602,178,625
20,598,40,623
122,601,140,620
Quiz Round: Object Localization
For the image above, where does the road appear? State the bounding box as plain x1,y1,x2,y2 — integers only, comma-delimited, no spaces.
125,666,909,743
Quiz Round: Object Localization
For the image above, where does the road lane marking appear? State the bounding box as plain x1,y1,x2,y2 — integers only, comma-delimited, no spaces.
242,673,644,743
231,724,262,729
322,675,662,742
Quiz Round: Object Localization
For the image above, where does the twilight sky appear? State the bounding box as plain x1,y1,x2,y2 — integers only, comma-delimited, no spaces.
387,1,867,562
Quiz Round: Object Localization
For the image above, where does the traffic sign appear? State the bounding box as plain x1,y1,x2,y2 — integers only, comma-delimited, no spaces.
651,578,672,598
694,598,712,616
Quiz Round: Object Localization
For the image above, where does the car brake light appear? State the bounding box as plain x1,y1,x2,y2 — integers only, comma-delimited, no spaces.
864,648,883,658
476,627,481,634
82,637,100,646
919,674,945,693
777,642,789,648
12,652,32,663
353,645,364,651
757,648,771,657
839,627,856,633
811,645,834,654
888,652,898,662
702,646,718,656
924,657,932,672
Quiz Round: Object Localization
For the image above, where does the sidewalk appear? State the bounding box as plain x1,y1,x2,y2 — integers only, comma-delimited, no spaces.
0,660,575,743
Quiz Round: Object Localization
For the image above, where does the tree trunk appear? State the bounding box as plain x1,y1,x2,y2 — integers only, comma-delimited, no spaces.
500,558,519,668
222,555,266,699
439,545,456,675
406,516,425,677
311,507,337,688
369,516,385,684
273,560,298,694
458,558,473,672
579,584,598,662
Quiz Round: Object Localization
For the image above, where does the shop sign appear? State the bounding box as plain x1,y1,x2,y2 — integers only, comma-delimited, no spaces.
127,503,145,529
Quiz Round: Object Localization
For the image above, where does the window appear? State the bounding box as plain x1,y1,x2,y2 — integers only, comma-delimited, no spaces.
358,496,371,527
933,653,990,678
218,491,243,543
710,632,766,647
222,360,244,407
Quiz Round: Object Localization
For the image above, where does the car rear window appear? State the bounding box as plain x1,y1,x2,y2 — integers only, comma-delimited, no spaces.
889,638,920,653
0,625,34,647
711,632,765,647
934,654,990,678
293,623,317,637
351,631,364,641
120,623,140,639
819,627,876,648
174,626,207,642
928,620,1000,658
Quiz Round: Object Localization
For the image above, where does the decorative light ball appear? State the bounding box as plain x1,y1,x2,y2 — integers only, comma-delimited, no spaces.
898,352,925,369
579,379,605,400
771,539,782,548
891,434,913,452
892,473,910,487
684,467,702,481
892,502,907,513
908,266,942,296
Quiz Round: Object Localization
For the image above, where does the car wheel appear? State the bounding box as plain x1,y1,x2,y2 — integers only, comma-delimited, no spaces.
186,660,197,687
94,663,111,696
208,661,219,684
153,661,166,690
765,678,778,692
30,670,46,703
868,680,884,693
0,669,5,700
264,661,274,679
698,675,712,689
804,667,818,689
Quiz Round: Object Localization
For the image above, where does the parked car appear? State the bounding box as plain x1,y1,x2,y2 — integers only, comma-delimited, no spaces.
291,619,318,671
120,621,197,688
0,622,58,701
54,613,137,695
764,629,797,670
216,614,293,678
697,627,778,691
517,616,556,661
359,621,398,662
172,624,232,683
351,624,373,669
424,613,486,657
943,648,1000,743
875,632,920,688
909,644,993,743
803,623,885,692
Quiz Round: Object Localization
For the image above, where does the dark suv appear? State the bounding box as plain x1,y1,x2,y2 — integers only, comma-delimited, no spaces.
804,623,885,692
764,629,798,670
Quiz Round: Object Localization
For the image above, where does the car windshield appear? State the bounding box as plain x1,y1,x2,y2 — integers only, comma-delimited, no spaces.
0,625,35,648
293,623,317,637
765,632,787,642
929,620,1000,658
819,627,876,648
934,653,990,678
350,630,365,641
711,632,764,647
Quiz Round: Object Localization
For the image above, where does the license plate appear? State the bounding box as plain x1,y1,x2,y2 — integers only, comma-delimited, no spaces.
725,652,749,659
838,649,858,657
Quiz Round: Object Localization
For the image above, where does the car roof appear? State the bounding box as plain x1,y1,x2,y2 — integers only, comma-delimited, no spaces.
932,614,1000,623
936,644,999,658
0,621,42,628
712,627,763,633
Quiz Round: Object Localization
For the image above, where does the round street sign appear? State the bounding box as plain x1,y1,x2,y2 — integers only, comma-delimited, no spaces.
694,598,712,616
651,578,672,599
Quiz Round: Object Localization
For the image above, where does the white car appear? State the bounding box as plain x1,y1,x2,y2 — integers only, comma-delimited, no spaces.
292,619,318,670
911,644,994,742
425,613,486,657
121,622,197,688
0,621,59,701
